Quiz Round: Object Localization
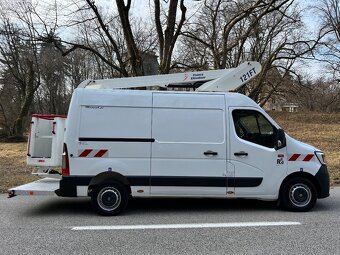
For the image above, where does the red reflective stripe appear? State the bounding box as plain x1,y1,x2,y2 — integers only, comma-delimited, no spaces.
94,150,108,157
79,149,92,157
303,154,314,161
32,114,67,120
289,154,300,161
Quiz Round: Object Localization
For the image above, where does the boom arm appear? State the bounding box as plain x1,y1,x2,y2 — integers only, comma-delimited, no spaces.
196,61,261,92
78,61,262,92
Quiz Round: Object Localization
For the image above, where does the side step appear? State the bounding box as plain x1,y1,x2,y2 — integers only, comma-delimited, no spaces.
8,178,60,198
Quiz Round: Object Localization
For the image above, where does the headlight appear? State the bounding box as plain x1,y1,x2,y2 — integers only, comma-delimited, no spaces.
315,151,326,165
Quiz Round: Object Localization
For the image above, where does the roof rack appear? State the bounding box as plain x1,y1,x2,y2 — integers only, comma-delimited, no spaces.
78,61,261,92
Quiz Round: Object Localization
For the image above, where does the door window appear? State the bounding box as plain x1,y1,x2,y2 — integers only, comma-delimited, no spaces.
232,110,276,148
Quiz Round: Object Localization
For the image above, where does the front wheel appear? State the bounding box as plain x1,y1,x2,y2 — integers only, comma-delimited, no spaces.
280,177,317,212
91,182,129,216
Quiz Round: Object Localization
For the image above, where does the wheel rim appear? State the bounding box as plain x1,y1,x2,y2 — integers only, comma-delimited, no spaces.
289,184,312,208
97,187,121,212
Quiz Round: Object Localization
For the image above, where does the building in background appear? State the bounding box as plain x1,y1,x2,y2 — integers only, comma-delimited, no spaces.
264,98,299,112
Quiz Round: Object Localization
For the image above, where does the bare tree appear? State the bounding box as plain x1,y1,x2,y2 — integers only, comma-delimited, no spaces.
154,0,187,74
316,0,340,78
284,76,340,111
33,0,190,76
39,39,69,114
179,0,323,104
0,16,41,138
30,0,161,77
115,0,144,76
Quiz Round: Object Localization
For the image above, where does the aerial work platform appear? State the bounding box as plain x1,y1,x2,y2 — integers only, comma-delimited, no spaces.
78,61,261,92
9,61,262,199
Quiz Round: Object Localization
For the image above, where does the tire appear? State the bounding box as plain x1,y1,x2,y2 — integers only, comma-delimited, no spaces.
280,177,317,212
91,181,129,216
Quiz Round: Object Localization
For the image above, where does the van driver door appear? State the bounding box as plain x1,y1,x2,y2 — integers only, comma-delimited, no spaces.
228,107,287,197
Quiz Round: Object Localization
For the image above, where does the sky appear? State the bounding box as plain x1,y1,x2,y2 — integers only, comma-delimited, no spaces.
0,0,333,80
298,0,329,79
99,0,331,80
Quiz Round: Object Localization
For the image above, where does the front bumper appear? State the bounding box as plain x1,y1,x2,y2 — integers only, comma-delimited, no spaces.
315,165,330,199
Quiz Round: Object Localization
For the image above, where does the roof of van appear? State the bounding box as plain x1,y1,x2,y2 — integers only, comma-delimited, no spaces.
75,88,259,108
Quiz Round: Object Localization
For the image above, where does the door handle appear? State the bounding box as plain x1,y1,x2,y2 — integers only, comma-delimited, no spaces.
234,151,248,156
204,150,218,156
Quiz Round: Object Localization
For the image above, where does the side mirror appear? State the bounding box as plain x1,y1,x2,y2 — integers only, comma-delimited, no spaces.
275,128,286,150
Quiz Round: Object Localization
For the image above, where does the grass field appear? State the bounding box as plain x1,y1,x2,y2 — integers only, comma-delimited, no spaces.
0,143,38,193
0,111,339,193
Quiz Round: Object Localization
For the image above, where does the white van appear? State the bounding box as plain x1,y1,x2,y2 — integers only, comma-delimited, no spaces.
9,62,329,215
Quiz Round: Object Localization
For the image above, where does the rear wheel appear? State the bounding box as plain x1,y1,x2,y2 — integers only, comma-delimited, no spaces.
280,177,317,212
91,181,129,216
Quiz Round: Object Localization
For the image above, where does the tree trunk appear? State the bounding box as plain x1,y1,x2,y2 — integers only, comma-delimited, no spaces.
12,60,37,138
154,0,186,74
116,0,144,76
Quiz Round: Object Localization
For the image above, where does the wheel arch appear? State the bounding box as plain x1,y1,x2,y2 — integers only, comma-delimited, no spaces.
279,172,321,199
88,171,131,196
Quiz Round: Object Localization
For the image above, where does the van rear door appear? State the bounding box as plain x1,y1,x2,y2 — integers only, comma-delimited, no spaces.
150,93,227,196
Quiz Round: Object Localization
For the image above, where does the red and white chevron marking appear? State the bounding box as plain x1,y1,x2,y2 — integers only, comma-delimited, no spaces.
78,149,108,158
288,154,314,162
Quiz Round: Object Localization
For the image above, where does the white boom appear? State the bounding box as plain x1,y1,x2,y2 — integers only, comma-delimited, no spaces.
78,61,261,92
196,61,261,92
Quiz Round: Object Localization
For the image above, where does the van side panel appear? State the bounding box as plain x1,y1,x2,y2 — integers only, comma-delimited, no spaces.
79,106,151,140
151,93,227,196
66,89,153,196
